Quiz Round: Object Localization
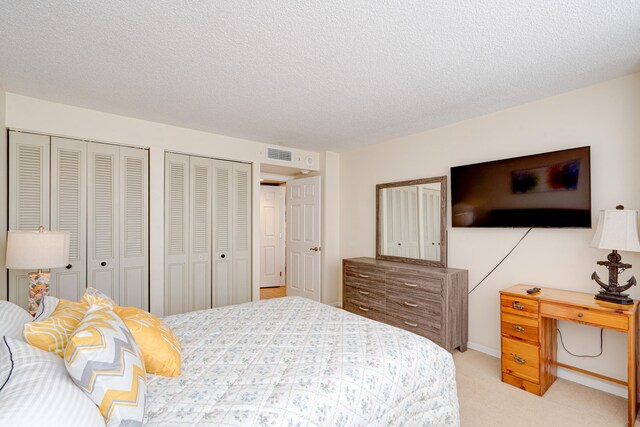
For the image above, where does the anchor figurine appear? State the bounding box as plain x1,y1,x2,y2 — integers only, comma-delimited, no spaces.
591,249,636,305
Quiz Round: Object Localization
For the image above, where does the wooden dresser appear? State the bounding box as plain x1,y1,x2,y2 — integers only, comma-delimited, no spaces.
500,285,639,427
343,257,468,352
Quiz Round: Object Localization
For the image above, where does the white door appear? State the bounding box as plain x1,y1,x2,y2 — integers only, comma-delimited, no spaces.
231,162,251,305
8,131,50,308
286,175,321,301
260,185,284,288
212,160,233,307
189,156,212,311
87,143,120,302
421,188,441,260
50,137,86,301
386,186,419,258
119,147,149,309
164,153,190,315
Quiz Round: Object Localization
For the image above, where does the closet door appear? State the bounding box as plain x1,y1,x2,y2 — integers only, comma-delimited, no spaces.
8,131,50,307
232,162,251,305
119,147,149,310
212,160,233,308
50,137,87,301
165,153,190,315
87,143,120,301
189,156,213,311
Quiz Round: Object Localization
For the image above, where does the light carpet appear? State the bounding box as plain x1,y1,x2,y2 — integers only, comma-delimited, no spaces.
454,349,637,427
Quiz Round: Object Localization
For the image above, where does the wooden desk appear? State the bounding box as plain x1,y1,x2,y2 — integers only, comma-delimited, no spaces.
500,285,639,427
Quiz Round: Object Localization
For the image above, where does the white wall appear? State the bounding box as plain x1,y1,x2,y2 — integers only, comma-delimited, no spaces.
3,93,323,315
321,151,341,305
340,73,640,395
0,87,7,301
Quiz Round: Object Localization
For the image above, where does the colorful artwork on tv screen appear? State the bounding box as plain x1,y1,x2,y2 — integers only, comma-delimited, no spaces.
512,159,581,194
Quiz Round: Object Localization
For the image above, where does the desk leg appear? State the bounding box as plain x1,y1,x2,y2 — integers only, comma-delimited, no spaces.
628,310,638,427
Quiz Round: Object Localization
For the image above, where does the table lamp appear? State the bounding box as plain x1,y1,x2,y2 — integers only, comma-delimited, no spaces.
590,205,640,305
5,226,70,315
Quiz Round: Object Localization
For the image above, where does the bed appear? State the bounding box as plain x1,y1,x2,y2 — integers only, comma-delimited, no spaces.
144,296,459,426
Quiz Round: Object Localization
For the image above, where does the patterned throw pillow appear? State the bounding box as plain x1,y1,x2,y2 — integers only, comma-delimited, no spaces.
64,304,146,427
0,300,32,341
82,287,117,308
23,298,89,356
0,336,105,427
32,295,60,321
114,306,181,377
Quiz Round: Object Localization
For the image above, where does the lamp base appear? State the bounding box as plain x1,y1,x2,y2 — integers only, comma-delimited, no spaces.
28,272,50,316
594,291,634,305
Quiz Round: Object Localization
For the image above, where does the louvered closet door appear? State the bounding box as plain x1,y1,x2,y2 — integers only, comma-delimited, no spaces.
119,147,149,310
232,162,251,305
189,156,213,311
8,131,50,307
50,137,87,301
165,153,190,315
87,143,120,302
212,160,233,308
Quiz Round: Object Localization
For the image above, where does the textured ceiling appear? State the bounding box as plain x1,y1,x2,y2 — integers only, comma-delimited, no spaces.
0,1,639,152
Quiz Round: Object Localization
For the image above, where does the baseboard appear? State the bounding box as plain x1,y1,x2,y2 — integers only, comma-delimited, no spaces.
466,341,627,398
327,301,341,307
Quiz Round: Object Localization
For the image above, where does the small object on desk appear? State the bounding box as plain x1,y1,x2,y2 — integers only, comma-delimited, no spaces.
526,287,541,294
589,205,640,305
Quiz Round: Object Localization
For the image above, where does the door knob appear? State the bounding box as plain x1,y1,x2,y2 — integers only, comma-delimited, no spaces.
100,261,107,267
65,264,72,269
221,254,226,258
310,247,321,252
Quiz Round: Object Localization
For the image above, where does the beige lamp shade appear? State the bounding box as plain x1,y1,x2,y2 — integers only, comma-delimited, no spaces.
590,209,640,252
5,230,71,270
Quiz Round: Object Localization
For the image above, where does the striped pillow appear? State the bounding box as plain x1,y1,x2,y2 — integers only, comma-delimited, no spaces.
32,295,60,321
114,306,181,377
0,300,32,340
0,336,105,427
24,299,89,356
65,304,146,427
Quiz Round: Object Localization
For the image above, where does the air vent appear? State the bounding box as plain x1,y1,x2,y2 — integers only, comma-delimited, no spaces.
266,147,293,163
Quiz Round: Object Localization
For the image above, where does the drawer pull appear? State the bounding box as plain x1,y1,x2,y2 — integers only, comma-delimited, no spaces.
403,301,418,308
514,355,526,365
512,301,525,310
403,321,418,327
513,325,525,333
577,313,583,318
404,283,418,288
358,274,369,278
358,290,370,295
358,306,370,312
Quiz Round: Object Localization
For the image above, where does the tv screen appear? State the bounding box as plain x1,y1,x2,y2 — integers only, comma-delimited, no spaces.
451,146,591,228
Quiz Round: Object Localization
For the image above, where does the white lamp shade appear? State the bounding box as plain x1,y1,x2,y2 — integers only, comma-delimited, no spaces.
5,230,70,270
590,209,640,252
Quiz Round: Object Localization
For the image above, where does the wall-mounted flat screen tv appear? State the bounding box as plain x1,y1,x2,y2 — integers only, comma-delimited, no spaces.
451,146,591,228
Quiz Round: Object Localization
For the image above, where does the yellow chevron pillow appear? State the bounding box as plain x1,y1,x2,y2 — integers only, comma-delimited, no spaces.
81,287,117,308
114,306,181,377
64,304,146,426
23,299,89,356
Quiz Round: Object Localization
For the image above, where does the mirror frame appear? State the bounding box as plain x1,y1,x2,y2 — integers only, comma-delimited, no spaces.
376,176,447,268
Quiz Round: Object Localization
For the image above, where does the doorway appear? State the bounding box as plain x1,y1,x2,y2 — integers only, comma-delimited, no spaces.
259,182,286,300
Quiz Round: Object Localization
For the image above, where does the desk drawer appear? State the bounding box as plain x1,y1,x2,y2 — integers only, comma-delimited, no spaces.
501,295,539,319
501,337,539,383
501,312,539,344
540,302,629,331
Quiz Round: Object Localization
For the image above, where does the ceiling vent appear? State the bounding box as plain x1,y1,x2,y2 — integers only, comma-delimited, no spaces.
266,147,293,163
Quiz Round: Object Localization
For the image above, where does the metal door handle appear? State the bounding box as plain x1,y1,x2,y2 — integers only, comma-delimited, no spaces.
221,254,226,258
65,264,72,269
310,247,321,252
100,261,107,267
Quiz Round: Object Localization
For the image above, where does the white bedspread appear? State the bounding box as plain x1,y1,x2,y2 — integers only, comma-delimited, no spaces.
144,296,459,426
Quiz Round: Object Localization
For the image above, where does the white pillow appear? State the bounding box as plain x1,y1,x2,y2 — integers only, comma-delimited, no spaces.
0,336,105,427
32,295,60,321
0,300,32,340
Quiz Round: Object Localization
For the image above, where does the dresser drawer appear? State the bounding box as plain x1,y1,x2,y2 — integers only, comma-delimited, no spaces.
386,290,442,324
386,272,443,302
501,312,539,343
344,301,386,323
500,295,539,319
344,263,385,290
540,302,628,331
501,337,540,383
386,314,442,343
345,285,385,308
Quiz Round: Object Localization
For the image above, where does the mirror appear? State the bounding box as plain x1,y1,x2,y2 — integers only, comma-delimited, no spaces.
376,176,447,267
